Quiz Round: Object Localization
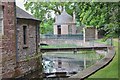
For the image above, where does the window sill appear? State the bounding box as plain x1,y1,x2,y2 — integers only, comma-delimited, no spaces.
23,45,28,49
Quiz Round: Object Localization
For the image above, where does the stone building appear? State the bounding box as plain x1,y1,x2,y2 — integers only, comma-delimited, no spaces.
83,27,98,42
54,10,76,35
0,1,41,78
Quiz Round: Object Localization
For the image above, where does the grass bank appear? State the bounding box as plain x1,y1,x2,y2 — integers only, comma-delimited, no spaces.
88,39,118,78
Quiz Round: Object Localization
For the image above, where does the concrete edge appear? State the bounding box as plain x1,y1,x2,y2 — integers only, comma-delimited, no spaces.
69,46,116,79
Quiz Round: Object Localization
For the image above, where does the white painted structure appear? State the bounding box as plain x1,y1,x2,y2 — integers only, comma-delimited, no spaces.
54,10,76,35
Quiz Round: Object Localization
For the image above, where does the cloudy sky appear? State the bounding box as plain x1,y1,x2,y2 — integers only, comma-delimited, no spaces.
16,0,55,18
16,0,25,9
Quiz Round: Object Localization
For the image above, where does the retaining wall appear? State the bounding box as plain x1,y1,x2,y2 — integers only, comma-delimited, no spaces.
69,47,115,79
40,39,107,47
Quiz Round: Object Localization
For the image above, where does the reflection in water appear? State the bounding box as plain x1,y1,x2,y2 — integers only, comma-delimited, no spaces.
58,60,62,68
42,52,104,77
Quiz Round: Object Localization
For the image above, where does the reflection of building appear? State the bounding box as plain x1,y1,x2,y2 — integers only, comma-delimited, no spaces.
53,60,84,73
54,10,76,35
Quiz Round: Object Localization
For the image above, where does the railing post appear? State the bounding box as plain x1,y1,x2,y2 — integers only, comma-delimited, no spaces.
84,56,86,69
110,37,113,46
73,49,77,54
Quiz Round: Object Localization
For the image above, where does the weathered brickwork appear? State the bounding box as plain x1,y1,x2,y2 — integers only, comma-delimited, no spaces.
16,19,40,76
1,2,17,78
0,2,41,78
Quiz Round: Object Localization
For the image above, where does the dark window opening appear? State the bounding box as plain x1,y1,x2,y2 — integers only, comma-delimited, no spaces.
23,26,27,45
57,25,61,35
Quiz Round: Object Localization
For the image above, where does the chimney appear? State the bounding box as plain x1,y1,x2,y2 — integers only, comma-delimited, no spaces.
73,11,75,23
55,13,59,23
1,0,17,78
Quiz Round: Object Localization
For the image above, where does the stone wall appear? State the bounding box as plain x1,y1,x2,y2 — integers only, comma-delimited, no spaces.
54,25,57,35
1,2,17,78
41,39,84,47
83,27,98,42
54,24,76,35
0,2,42,78
0,3,3,79
71,25,76,34
61,25,68,34
16,19,42,76
40,38,107,47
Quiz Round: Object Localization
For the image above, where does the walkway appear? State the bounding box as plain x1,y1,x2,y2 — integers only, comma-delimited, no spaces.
41,46,108,53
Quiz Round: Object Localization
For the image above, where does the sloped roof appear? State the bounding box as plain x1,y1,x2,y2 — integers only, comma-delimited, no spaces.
16,6,40,21
55,10,74,24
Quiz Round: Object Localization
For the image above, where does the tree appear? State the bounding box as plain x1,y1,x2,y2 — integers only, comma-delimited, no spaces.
78,2,119,38
24,1,77,34
24,1,119,38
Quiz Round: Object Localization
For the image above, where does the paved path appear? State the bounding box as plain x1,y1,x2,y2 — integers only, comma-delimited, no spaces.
41,46,108,53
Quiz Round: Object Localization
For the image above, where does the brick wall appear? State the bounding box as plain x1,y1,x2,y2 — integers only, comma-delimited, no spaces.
16,19,42,77
1,2,17,78
1,2,42,78
0,4,3,79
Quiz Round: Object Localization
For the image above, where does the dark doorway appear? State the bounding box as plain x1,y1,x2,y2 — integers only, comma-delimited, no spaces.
57,25,61,35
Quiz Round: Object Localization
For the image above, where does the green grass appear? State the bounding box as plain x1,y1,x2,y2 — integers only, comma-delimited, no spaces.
88,39,118,78
95,38,113,45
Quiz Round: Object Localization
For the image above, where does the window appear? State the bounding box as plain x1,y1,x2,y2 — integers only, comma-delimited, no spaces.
23,26,27,45
57,25,61,35
0,6,3,34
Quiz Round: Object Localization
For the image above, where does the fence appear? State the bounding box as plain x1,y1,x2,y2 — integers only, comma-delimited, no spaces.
40,33,113,48
87,37,113,47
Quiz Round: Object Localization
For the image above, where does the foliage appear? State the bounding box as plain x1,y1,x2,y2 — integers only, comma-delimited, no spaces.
24,1,77,34
24,1,119,38
78,2,119,38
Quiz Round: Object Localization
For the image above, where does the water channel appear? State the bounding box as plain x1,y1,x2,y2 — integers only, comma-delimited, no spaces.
42,50,104,78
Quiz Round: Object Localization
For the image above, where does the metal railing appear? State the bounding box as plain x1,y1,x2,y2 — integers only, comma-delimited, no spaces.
88,37,113,47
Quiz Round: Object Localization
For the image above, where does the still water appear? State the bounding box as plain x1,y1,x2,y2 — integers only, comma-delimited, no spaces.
42,51,104,77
